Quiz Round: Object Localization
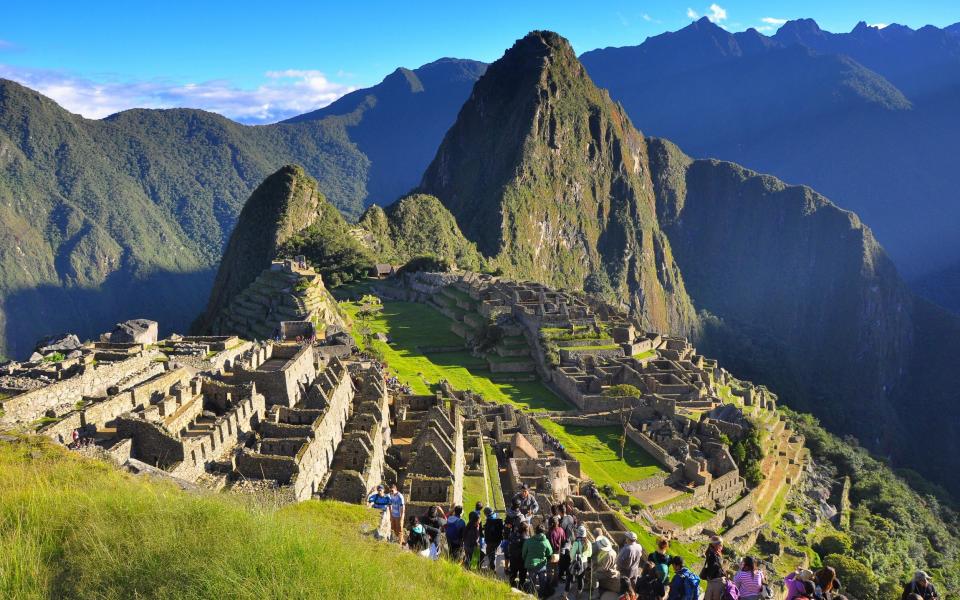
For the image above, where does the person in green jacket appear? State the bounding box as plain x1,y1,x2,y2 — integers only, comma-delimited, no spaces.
522,523,554,598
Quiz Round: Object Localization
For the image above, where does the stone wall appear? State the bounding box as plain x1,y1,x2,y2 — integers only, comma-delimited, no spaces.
0,350,161,425
626,425,679,470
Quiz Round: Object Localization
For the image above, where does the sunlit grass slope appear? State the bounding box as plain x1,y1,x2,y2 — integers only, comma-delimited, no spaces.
0,437,514,600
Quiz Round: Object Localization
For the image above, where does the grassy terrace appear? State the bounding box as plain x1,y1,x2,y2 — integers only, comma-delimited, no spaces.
663,506,716,529
340,299,570,412
0,437,514,599
537,422,666,496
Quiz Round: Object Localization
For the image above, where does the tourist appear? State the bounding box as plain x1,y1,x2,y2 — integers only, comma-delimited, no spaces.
509,522,531,589
423,505,446,552
566,525,593,596
482,507,505,570
367,484,390,513
522,523,554,598
408,517,429,554
445,505,466,561
558,503,577,583
593,535,621,594
616,530,645,599
514,483,540,516
733,556,765,600
547,516,567,588
462,510,482,569
700,535,726,600
784,569,815,600
469,500,484,523
667,556,702,600
636,560,667,600
901,571,940,600
388,483,405,545
649,537,672,585
815,566,842,600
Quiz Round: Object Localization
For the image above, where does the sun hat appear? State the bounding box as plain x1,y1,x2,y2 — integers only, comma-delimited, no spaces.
576,525,587,538
596,536,613,551
625,531,638,542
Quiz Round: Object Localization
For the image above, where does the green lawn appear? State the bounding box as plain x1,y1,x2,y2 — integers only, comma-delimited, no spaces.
484,443,506,512
537,422,666,495
663,506,716,529
341,300,571,412
463,473,488,509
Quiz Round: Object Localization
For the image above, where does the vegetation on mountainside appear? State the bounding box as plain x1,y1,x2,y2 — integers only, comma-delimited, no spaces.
358,195,484,271
418,31,698,336
781,407,960,597
730,427,764,487
0,437,513,599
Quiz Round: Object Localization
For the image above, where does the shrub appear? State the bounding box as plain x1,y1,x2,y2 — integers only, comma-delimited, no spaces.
822,554,879,600
814,532,853,558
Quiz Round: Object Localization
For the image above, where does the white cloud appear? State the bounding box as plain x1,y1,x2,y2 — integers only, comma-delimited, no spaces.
756,25,774,32
870,23,888,29
0,64,356,124
687,7,699,19
707,3,727,23
642,13,653,21
762,17,788,25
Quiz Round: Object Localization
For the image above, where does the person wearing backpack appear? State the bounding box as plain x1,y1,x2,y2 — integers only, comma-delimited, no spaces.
445,505,466,561
733,556,764,600
566,525,593,597
636,561,667,600
509,521,531,590
649,538,672,585
700,536,726,600
523,523,555,598
482,507,504,570
668,556,702,600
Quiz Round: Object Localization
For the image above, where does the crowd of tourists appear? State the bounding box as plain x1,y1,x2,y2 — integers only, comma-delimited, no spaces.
366,484,940,600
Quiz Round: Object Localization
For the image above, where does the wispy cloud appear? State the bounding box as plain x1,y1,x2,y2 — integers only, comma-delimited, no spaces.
0,64,356,124
642,13,653,22
707,4,727,23
687,4,727,24
762,17,788,25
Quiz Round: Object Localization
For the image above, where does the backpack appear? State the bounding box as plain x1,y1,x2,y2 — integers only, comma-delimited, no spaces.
721,579,740,600
649,553,670,584
679,570,702,600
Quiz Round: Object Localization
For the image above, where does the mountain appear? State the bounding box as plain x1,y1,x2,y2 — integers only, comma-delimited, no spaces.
287,59,487,207
416,30,960,494
358,194,484,271
0,60,484,359
580,18,960,286
418,31,698,336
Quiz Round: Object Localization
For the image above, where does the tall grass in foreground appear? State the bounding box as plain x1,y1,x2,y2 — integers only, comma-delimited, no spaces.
0,437,514,599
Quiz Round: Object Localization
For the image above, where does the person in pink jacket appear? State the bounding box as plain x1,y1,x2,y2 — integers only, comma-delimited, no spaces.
784,569,815,600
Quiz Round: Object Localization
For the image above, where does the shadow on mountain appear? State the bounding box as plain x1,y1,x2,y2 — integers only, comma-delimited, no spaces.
2,268,216,360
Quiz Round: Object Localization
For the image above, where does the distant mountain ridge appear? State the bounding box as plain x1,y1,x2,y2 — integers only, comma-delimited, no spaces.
581,17,960,286
0,58,485,358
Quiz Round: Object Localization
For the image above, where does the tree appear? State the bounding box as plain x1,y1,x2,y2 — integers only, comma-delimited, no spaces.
814,532,853,558
822,554,879,600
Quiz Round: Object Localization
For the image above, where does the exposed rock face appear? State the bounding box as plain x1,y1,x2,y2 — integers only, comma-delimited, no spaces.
419,31,698,336
197,165,323,333
647,137,913,457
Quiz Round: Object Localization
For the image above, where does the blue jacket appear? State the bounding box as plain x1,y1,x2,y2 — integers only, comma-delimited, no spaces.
445,516,466,544
367,492,390,511
668,567,701,600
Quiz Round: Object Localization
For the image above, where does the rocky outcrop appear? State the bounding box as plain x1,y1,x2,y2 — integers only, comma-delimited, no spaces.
197,165,324,333
419,31,698,337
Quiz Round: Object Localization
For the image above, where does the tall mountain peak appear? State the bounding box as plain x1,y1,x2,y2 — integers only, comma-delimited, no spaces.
419,31,698,335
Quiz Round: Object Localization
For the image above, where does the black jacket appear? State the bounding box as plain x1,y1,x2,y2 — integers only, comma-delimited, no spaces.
700,549,725,580
484,516,505,548
901,581,938,600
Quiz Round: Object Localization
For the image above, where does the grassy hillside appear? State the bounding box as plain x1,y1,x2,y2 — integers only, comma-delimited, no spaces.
0,436,514,599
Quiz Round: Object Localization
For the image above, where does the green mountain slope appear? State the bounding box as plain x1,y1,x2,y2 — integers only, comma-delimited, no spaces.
0,60,484,358
198,165,369,333
358,194,483,270
418,31,698,336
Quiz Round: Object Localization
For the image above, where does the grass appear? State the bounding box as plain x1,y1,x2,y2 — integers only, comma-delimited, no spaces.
0,436,515,599
651,492,692,510
663,506,716,529
484,443,506,512
341,300,571,412
621,519,701,565
567,344,619,351
463,474,488,509
537,421,666,496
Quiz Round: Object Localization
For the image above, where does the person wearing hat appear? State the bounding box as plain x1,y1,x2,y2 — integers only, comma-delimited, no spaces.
617,530,645,599
566,525,593,596
592,534,621,593
901,570,939,600
367,484,391,512
701,535,727,600
784,569,814,600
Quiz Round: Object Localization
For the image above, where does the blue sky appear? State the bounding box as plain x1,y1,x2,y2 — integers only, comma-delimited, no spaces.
1,0,957,123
